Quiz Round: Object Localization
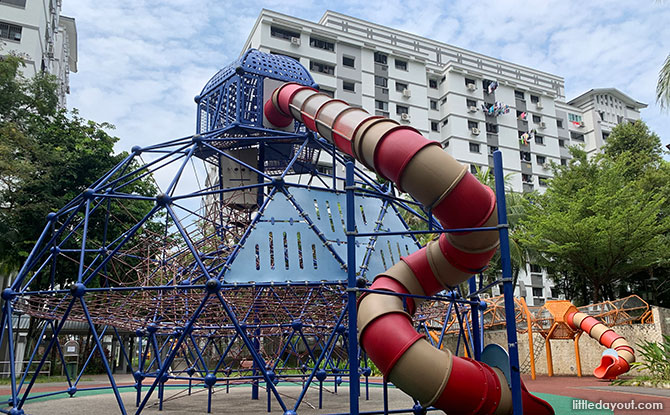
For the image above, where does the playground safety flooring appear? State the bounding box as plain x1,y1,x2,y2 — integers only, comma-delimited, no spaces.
2,374,669,414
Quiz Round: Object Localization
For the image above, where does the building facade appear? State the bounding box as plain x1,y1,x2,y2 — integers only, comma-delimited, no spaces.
0,0,77,107
240,10,646,305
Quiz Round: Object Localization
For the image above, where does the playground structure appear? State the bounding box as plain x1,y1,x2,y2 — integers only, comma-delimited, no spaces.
0,49,556,414
430,294,647,380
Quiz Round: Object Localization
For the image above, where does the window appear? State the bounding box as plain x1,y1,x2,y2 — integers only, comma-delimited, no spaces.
559,139,565,147
522,173,533,183
514,90,525,100
568,113,583,123
431,121,439,132
551,287,560,299
396,105,409,115
470,164,479,174
0,0,26,7
0,21,22,41
556,119,563,129
375,100,388,111
539,177,548,187
342,81,355,92
532,115,542,123
442,140,450,148
430,100,438,110
570,132,584,141
429,79,438,89
520,151,531,162
320,88,335,98
310,37,335,51
560,158,568,166
536,155,546,164
395,81,408,92
532,287,544,297
602,131,610,141
342,56,355,68
467,120,479,129
441,118,449,126
395,59,408,71
465,78,475,87
374,52,388,65
466,99,477,107
271,26,300,41
489,145,499,154
486,123,498,133
469,143,480,153
529,264,542,273
310,61,335,75
535,135,544,145
374,76,388,87
530,95,540,104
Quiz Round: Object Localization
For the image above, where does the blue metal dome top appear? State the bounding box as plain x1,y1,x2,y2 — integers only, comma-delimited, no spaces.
199,49,316,97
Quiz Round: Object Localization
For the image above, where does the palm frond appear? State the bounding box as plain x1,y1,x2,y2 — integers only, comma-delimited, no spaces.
657,53,670,110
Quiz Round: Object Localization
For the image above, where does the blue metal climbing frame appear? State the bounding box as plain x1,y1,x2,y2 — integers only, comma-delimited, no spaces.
0,49,522,415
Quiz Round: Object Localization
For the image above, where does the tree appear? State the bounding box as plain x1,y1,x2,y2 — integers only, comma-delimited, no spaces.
658,53,670,110
0,55,158,288
520,137,670,304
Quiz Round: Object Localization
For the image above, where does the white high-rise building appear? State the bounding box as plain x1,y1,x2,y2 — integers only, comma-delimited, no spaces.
241,10,646,306
0,0,77,107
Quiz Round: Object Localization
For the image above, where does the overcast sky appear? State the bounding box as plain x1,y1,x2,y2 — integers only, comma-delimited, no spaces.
62,0,670,154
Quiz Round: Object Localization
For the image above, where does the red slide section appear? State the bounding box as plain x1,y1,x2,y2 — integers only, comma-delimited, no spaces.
567,312,635,379
265,82,554,414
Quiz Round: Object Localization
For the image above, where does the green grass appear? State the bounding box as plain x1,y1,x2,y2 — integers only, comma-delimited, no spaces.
0,376,92,385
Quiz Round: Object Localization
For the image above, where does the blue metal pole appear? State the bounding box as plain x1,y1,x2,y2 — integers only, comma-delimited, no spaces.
468,276,483,360
493,150,523,415
4,302,18,408
345,161,360,414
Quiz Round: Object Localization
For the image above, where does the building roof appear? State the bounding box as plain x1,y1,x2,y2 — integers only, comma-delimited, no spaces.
60,15,78,73
568,88,647,109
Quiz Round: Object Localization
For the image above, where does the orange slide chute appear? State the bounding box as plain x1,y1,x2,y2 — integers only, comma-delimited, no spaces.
567,311,635,379
264,82,554,414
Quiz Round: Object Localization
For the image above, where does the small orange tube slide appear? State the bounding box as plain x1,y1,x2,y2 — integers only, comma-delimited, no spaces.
567,311,635,379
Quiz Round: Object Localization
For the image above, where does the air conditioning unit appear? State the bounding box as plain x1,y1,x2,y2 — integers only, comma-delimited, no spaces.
290,36,301,46
400,113,411,121
539,121,547,129
402,88,412,98
578,121,585,127
467,83,476,91
470,127,480,135
468,106,477,113
536,102,543,110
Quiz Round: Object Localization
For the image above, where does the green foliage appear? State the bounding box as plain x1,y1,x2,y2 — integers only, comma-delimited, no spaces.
658,53,670,110
519,122,670,304
0,54,158,287
626,334,670,384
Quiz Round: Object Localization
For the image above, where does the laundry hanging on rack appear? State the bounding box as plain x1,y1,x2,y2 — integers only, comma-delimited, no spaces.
481,101,510,117
487,81,499,94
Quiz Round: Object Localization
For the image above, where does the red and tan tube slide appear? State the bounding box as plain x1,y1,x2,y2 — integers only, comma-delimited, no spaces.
567,311,635,379
265,82,553,414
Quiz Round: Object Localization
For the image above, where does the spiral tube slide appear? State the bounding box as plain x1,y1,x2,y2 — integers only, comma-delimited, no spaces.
567,311,635,379
264,83,553,414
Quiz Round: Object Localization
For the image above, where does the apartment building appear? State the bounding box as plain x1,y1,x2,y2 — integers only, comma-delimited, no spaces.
0,0,77,107
240,10,646,305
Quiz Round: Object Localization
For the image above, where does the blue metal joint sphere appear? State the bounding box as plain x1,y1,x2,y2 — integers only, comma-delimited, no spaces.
135,329,144,337
133,371,145,381
146,323,158,334
479,299,488,311
131,145,142,154
155,192,172,206
8,407,24,415
412,403,427,414
315,369,327,382
69,283,86,298
204,373,217,387
284,411,297,415
67,386,77,396
205,278,221,294
291,320,302,331
46,212,57,221
83,188,95,199
1,288,15,301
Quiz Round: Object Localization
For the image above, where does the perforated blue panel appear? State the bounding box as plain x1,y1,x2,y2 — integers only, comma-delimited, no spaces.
225,188,418,283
